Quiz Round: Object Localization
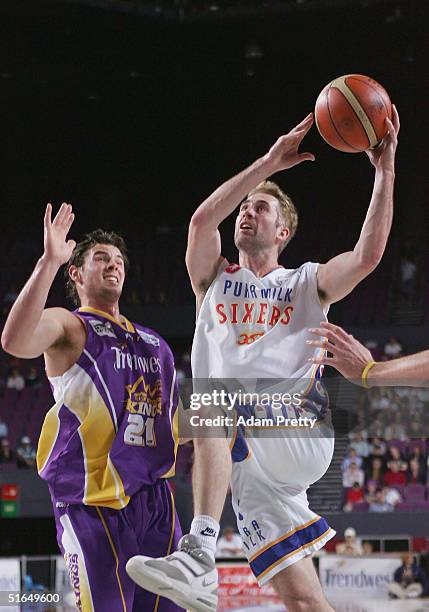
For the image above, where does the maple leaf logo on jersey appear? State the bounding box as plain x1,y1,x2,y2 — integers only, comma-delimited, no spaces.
225,263,241,274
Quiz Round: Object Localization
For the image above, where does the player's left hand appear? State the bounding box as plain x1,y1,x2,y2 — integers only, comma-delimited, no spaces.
366,104,400,170
306,321,374,385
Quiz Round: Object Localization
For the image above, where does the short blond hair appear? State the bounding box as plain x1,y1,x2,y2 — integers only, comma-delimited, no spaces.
247,180,298,253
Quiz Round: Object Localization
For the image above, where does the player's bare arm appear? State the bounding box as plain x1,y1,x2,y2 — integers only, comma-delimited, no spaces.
308,321,429,387
186,113,315,302
1,203,84,371
316,105,400,306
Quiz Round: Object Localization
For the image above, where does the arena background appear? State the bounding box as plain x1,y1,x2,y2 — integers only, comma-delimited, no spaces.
0,0,428,610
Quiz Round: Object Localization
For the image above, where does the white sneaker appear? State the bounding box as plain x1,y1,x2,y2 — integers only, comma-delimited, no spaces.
126,534,218,612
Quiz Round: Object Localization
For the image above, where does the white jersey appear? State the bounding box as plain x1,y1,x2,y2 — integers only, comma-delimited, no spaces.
192,259,328,381
191,259,336,582
191,259,334,487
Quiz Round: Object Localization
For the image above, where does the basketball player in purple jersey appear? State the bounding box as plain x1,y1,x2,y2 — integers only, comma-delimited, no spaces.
1,204,230,612
128,109,399,612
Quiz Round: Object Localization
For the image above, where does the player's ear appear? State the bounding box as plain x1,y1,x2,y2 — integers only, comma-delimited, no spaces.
69,265,82,284
279,226,289,242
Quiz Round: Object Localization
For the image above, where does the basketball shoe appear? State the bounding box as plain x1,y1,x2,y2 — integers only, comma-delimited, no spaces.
126,534,218,612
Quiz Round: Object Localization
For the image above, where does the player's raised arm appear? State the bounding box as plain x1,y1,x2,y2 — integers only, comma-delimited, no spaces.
308,321,429,387
316,105,400,306
1,203,77,358
186,113,315,298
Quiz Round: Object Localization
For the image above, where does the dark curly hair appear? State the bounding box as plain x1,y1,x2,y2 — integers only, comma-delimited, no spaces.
64,229,130,306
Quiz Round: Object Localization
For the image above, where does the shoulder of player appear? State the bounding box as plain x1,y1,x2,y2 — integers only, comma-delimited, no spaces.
43,307,86,352
42,307,83,333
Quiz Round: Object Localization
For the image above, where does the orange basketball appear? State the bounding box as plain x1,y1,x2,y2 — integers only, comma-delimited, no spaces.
315,74,392,153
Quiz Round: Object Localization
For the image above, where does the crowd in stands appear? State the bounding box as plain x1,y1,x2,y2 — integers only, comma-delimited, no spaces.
341,339,429,512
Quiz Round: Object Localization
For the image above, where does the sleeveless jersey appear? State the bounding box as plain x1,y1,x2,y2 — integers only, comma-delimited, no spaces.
191,260,332,486
37,307,179,510
192,259,328,381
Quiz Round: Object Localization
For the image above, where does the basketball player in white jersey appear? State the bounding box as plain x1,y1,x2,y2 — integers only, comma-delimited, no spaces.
128,108,399,611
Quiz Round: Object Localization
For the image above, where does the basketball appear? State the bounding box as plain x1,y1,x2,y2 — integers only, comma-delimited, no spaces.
315,74,392,153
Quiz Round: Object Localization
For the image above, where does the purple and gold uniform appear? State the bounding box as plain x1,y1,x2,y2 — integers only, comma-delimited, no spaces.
36,307,183,612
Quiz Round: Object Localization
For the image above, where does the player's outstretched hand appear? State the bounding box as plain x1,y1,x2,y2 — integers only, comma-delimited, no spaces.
366,104,400,171
43,202,76,266
306,321,373,385
264,113,315,172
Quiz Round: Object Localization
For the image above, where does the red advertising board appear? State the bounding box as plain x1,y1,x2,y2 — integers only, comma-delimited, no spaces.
217,564,284,611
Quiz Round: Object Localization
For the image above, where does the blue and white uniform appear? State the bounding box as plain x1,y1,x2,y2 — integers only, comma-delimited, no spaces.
191,260,335,585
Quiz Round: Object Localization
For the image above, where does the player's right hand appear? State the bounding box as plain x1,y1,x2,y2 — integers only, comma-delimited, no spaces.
43,202,76,266
264,113,315,171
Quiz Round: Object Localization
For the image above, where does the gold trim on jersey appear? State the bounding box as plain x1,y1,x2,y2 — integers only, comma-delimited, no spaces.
39,365,129,510
37,400,62,474
161,369,179,479
78,307,136,333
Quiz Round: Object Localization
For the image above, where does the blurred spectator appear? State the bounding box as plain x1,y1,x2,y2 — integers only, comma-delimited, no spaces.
25,366,42,389
383,486,402,508
349,432,370,458
369,437,386,457
384,336,403,360
408,458,425,485
399,256,417,302
343,483,365,512
6,368,25,392
0,438,15,464
369,490,393,512
16,436,36,468
342,448,363,471
386,445,408,471
388,553,427,599
362,541,374,555
384,461,407,487
365,480,378,504
408,445,426,475
367,457,384,487
342,462,365,488
335,527,363,556
0,417,8,439
385,414,407,441
216,526,243,559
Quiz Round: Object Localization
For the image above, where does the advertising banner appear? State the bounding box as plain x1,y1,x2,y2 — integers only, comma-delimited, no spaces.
319,555,402,600
0,558,20,591
218,563,284,611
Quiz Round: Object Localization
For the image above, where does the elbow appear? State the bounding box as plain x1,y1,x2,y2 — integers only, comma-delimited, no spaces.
1,332,16,356
189,209,210,230
356,250,383,272
1,330,10,353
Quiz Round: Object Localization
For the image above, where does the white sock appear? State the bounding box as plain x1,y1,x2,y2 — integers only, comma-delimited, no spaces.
190,515,219,560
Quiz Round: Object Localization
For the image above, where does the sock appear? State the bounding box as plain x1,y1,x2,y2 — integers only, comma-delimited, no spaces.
190,515,220,560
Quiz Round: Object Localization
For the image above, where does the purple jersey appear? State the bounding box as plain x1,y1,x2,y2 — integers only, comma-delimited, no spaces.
37,307,179,509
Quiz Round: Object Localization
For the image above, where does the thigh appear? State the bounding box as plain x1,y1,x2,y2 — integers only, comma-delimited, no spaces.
55,502,137,612
231,460,335,586
132,482,184,612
